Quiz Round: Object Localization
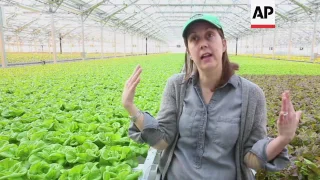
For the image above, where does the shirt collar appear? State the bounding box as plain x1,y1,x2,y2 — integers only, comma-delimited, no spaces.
189,72,239,89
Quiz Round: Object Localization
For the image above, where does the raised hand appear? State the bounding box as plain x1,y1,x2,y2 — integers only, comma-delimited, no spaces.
122,65,142,110
277,90,302,143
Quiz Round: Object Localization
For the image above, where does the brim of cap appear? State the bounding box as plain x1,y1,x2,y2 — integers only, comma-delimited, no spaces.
182,19,222,38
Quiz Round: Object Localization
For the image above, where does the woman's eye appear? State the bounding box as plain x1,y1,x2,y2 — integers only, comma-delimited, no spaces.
190,36,198,41
208,33,214,37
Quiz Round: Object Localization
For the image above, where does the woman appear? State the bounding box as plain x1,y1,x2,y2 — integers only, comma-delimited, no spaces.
122,14,302,180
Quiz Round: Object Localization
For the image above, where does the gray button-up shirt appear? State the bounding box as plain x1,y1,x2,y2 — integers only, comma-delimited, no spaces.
128,73,290,180
167,73,242,180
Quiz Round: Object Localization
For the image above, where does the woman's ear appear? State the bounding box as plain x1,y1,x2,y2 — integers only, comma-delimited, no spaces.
186,48,190,55
186,49,192,60
222,39,227,53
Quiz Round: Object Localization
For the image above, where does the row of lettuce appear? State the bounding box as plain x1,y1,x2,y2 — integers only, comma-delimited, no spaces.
1,54,320,179
0,54,183,179
2,53,320,64
0,53,140,64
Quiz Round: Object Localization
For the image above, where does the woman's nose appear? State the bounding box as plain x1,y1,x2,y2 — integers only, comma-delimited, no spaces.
200,43,208,49
199,39,208,49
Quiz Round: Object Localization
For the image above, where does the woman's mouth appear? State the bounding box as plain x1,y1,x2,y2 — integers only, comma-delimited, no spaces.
201,53,212,61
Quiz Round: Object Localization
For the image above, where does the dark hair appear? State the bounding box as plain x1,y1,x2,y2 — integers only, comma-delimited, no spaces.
183,22,239,89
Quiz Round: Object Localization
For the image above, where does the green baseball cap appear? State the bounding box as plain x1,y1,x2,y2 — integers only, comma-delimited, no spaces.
182,14,223,38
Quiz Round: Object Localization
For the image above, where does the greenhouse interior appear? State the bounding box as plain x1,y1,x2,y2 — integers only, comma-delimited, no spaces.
0,0,320,180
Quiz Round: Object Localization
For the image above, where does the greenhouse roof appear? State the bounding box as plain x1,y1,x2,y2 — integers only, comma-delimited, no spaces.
1,0,320,44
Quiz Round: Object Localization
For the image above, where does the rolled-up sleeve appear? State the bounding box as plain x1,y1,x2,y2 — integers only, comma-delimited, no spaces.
244,87,290,171
128,75,178,147
249,137,290,171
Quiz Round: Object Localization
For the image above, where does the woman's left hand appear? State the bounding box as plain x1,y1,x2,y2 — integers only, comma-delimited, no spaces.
277,90,302,144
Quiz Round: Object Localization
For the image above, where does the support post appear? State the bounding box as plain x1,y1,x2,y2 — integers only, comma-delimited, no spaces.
101,24,103,59
59,33,62,54
273,28,277,59
124,32,126,56
131,33,133,54
236,37,238,56
51,11,57,63
146,37,148,55
71,40,73,54
48,35,51,54
81,15,85,60
0,7,7,68
157,41,159,53
252,34,255,57
140,36,142,54
136,35,139,55
114,31,116,56
32,39,35,53
139,36,141,54
261,33,264,58
311,12,318,62
288,21,293,60
245,36,248,54
16,34,18,52
77,39,80,55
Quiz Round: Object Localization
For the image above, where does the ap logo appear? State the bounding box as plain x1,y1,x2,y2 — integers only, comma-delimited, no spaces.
251,0,275,28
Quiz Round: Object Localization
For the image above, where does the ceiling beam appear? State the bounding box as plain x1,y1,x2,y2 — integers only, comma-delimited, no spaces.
123,12,157,29
15,18,39,33
100,0,139,22
288,0,314,13
61,27,79,38
114,5,151,27
275,11,289,21
100,3,248,6
82,0,107,14
48,0,64,13
155,11,231,14
81,0,107,21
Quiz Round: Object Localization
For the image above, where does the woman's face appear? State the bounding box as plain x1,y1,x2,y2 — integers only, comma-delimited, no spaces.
186,21,226,72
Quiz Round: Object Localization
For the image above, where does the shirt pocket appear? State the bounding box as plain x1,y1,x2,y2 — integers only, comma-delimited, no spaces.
178,107,197,137
211,116,240,149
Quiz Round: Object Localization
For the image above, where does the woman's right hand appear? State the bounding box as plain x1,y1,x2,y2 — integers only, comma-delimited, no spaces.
122,65,142,110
